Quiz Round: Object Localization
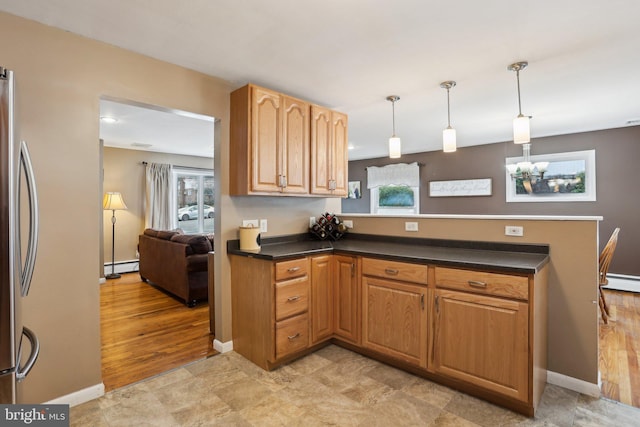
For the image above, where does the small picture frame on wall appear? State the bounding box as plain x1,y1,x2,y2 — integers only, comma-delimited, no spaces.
348,181,361,199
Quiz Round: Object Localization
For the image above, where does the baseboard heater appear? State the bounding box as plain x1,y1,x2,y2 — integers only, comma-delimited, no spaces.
103,259,139,275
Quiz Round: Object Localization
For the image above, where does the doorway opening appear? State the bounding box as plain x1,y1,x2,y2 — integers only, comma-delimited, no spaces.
99,97,217,391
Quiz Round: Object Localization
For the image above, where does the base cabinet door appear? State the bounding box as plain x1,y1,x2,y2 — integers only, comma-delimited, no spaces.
432,289,529,402
334,255,360,344
310,255,333,344
362,276,427,367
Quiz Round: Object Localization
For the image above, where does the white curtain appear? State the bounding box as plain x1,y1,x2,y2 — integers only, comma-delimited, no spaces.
367,162,420,189
145,163,172,230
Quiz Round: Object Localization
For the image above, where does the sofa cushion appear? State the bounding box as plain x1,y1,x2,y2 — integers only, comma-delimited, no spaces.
156,230,179,240
143,228,158,237
170,234,212,254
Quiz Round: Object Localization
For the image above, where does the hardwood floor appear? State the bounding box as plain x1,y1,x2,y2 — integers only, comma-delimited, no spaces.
101,273,216,391
600,288,640,408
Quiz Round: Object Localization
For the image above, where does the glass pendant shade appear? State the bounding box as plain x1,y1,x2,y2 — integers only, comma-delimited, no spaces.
513,114,530,144
443,127,456,152
389,136,401,159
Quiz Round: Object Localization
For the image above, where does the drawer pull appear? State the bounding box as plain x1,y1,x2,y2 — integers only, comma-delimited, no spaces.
468,280,488,288
384,268,399,276
287,332,301,341
287,295,300,302
287,267,300,273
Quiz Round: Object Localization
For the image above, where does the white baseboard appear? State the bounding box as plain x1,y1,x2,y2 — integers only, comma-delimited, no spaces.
103,259,139,275
547,371,600,397
44,383,105,407
213,339,233,353
98,277,106,284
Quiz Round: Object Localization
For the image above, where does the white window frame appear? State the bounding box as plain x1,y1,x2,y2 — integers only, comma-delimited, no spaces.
172,168,214,233
370,185,420,215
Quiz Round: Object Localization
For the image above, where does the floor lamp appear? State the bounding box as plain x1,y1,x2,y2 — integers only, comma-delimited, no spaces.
103,192,128,280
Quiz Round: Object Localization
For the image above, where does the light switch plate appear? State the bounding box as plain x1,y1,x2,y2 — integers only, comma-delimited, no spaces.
259,219,268,233
309,217,316,228
343,220,353,229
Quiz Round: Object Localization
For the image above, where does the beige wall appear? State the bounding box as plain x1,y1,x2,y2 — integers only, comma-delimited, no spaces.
341,215,600,384
102,147,213,267
1,11,340,402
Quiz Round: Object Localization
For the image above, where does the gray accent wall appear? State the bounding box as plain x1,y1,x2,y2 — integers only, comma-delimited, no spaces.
343,126,640,276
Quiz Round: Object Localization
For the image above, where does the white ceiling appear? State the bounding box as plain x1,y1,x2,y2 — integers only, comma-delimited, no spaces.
2,0,640,160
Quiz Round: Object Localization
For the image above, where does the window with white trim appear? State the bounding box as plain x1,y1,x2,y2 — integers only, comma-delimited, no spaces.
173,168,214,234
367,162,420,215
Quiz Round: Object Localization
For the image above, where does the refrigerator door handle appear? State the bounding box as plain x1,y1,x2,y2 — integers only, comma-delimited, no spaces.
18,140,39,297
16,326,39,382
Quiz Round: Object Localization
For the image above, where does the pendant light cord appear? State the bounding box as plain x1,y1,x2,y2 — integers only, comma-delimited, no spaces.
516,69,523,116
391,100,397,137
446,88,451,128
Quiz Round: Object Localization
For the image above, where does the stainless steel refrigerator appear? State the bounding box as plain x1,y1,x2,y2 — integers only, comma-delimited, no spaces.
0,66,40,404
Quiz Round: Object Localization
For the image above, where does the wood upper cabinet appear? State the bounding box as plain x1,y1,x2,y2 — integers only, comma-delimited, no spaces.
431,288,529,402
310,105,348,196
333,255,360,344
310,255,333,344
362,258,428,367
230,84,309,195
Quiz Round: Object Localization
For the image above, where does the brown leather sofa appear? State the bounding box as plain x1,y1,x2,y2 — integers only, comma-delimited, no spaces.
138,228,213,307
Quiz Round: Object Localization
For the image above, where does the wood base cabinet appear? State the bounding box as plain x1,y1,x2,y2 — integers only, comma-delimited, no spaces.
230,255,310,370
432,289,529,402
310,255,333,344
362,258,428,368
333,255,360,344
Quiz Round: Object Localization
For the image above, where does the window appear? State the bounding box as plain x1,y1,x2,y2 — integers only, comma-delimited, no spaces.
173,168,214,233
367,162,420,215
371,185,420,215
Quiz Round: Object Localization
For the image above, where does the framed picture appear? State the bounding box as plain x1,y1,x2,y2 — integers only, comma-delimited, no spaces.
348,181,361,199
429,178,492,197
505,149,596,202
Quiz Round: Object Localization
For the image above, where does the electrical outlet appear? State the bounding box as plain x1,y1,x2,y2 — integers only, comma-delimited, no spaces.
242,219,259,228
259,219,268,233
405,222,419,232
343,220,353,229
505,225,524,236
309,216,316,227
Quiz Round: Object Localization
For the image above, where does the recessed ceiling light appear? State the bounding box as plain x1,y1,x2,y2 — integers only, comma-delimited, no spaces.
100,116,118,123
625,119,640,125
348,144,355,150
131,142,152,148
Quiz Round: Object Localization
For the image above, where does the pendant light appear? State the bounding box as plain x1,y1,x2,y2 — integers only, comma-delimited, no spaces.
508,61,530,144
386,95,401,158
440,81,457,153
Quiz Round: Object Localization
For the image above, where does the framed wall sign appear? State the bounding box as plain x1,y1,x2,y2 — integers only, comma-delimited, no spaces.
505,149,596,203
429,178,492,197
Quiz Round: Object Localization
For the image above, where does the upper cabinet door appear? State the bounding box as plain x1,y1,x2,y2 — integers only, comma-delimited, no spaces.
310,106,348,196
281,95,310,194
310,105,332,195
251,86,282,193
331,111,348,197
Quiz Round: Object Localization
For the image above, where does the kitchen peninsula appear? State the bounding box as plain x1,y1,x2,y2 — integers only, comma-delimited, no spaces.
229,233,549,416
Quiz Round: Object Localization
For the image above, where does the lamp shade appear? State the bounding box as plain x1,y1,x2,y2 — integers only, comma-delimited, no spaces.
513,115,530,144
103,192,128,210
443,127,457,153
388,136,401,159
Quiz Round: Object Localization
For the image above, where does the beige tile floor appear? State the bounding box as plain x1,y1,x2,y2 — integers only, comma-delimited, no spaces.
71,345,640,426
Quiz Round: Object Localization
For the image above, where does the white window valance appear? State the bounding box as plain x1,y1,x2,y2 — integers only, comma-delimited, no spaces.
367,162,420,189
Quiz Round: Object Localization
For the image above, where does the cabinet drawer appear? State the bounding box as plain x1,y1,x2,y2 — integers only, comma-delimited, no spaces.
275,258,309,281
275,313,309,359
275,276,309,321
435,267,529,301
362,258,428,285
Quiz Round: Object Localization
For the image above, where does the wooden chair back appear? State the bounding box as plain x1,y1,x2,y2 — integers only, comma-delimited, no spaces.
599,227,620,286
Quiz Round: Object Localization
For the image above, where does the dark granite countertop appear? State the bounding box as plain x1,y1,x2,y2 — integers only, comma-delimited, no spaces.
227,234,549,275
